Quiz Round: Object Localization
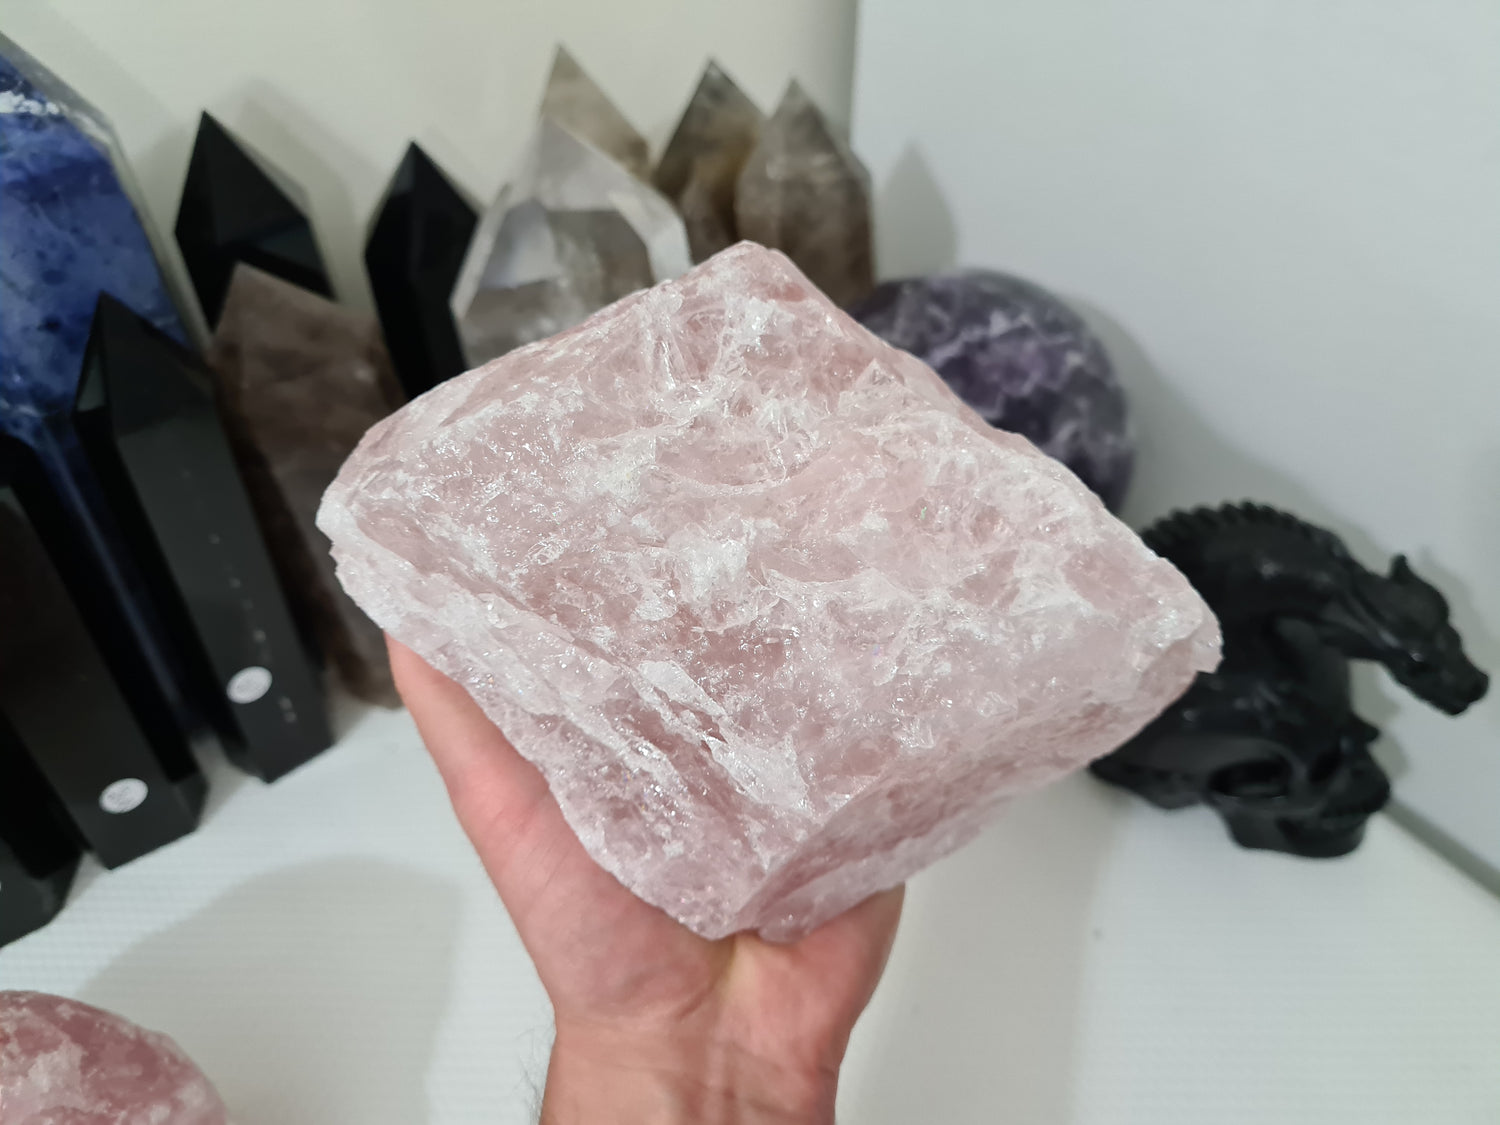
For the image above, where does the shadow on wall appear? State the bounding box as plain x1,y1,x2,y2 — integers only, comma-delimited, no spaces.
874,144,959,278
839,774,1125,1125
80,859,461,1125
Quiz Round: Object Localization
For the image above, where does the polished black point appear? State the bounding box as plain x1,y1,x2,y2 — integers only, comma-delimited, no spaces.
365,142,476,397
73,295,333,781
1091,502,1488,857
0,434,206,869
175,112,331,326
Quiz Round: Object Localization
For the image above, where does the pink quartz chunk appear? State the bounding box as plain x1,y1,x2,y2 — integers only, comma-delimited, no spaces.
0,991,227,1124
317,242,1220,940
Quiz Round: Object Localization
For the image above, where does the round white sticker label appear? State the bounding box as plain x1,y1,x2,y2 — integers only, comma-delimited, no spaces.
226,665,273,704
99,778,149,814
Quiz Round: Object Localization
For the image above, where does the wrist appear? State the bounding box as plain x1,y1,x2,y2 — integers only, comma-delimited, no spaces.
540,1017,839,1125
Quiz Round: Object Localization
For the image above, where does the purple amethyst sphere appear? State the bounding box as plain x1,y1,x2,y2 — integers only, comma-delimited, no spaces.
850,271,1133,510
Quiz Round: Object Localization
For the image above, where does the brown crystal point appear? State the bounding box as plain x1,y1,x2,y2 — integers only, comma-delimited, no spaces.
653,60,765,262
209,265,403,705
735,81,875,306
539,45,651,180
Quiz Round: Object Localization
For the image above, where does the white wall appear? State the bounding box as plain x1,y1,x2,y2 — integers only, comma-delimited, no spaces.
4,0,858,320
855,0,1500,881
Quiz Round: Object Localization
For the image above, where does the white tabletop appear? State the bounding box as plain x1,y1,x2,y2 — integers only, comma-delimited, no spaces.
3,702,1497,1124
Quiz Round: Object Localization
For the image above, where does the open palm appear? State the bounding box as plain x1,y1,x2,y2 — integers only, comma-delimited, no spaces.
388,638,904,1122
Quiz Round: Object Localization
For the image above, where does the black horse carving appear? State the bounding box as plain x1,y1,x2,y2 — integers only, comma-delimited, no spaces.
1091,503,1489,857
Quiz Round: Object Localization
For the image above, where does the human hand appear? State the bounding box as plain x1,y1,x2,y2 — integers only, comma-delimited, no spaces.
388,638,904,1125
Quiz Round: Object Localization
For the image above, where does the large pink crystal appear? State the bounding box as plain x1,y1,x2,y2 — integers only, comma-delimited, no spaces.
0,991,227,1123
318,242,1219,940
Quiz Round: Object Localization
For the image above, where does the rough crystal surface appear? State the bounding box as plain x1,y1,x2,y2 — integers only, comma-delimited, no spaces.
735,83,874,307
654,61,765,262
319,243,1219,940
451,118,690,366
211,264,402,705
539,46,652,181
77,296,332,781
851,270,1135,511
0,991,227,1124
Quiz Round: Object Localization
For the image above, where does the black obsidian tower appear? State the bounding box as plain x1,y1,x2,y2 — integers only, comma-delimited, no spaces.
365,143,477,398
0,714,81,948
175,112,332,326
73,297,332,780
0,435,205,868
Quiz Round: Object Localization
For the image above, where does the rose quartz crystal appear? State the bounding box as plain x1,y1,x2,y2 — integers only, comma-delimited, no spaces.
0,991,227,1124
317,242,1220,940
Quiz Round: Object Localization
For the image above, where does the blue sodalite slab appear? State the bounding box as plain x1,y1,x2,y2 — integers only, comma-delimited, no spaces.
851,270,1134,511
0,38,202,742
0,38,185,441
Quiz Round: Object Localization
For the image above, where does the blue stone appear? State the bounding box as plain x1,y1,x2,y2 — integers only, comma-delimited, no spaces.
850,270,1134,511
0,37,205,748
0,36,186,442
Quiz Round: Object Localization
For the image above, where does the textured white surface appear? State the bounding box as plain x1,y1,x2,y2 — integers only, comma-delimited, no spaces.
851,0,1500,883
2,706,1497,1122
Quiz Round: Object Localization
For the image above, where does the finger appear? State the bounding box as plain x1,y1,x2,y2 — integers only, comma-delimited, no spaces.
387,635,552,823
386,636,638,924
794,884,906,1002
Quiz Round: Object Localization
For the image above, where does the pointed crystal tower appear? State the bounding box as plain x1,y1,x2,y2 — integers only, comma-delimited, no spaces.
0,714,80,947
455,200,652,361
654,61,764,262
735,82,875,307
0,994,229,1124
210,265,403,705
175,113,332,326
74,297,333,780
0,35,214,773
451,118,690,365
1,435,206,870
365,144,477,398
540,46,651,180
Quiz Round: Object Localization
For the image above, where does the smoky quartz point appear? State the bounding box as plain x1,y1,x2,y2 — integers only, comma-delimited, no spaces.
654,61,765,262
735,83,874,307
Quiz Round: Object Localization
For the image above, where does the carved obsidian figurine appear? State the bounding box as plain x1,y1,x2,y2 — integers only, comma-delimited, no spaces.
1091,503,1488,857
